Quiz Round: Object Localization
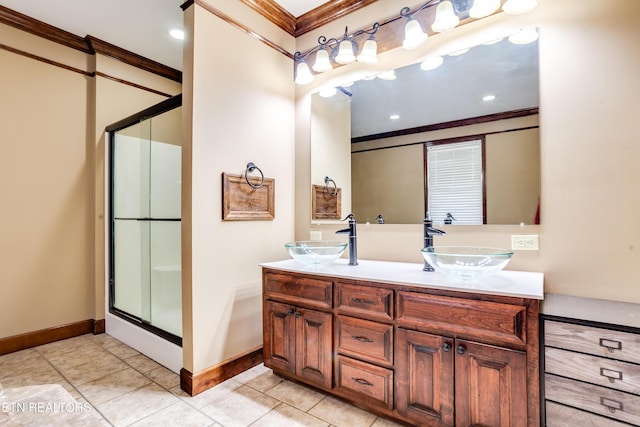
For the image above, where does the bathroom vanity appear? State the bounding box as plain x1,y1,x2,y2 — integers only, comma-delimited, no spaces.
261,259,544,426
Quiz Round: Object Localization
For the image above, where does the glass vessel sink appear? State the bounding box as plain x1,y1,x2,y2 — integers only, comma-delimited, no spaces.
285,241,348,265
422,246,514,280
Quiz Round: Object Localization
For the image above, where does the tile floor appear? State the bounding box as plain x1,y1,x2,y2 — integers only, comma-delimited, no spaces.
0,333,404,426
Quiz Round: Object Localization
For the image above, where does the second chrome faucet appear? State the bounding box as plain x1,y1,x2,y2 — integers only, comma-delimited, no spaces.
336,213,358,266
423,213,446,271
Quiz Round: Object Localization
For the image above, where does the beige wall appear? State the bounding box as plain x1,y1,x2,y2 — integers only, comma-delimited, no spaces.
0,22,180,339
182,1,295,374
295,0,640,303
486,128,540,224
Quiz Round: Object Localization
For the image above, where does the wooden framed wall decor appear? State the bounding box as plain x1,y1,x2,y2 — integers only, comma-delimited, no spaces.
312,184,341,220
222,172,275,220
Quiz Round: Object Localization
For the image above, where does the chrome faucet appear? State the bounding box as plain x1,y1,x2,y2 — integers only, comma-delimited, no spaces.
423,213,446,271
336,213,358,266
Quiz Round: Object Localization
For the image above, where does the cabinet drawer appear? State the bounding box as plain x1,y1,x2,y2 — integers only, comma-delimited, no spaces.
335,355,393,410
264,272,332,309
546,374,640,425
396,291,526,347
545,320,640,364
546,401,629,427
335,282,393,322
546,347,640,395
336,316,393,366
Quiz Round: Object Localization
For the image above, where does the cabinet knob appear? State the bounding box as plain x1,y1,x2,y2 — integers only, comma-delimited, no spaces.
442,343,451,352
286,309,293,316
295,311,301,318
456,345,466,355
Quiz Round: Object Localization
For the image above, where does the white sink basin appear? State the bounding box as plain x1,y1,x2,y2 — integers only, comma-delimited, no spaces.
422,246,514,280
285,241,348,266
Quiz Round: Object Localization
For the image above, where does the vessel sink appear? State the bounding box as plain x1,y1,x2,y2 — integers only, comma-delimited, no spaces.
422,246,514,280
285,241,348,265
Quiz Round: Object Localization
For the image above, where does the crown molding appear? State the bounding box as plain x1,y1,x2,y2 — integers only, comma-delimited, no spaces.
0,4,90,53
86,36,182,82
295,0,379,37
0,5,182,83
240,0,296,36
236,0,378,37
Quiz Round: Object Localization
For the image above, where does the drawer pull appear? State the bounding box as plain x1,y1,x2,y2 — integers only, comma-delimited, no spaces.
351,298,374,305
442,342,451,352
351,335,373,343
599,338,622,353
600,397,624,414
352,377,374,387
600,367,623,383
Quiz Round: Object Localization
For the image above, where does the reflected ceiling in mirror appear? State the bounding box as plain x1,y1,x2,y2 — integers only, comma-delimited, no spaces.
349,37,539,138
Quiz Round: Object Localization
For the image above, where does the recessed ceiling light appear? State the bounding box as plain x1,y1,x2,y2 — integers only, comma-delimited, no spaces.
169,28,185,40
483,94,496,101
390,114,400,120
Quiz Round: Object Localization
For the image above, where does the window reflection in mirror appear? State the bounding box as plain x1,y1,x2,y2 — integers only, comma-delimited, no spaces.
312,36,540,225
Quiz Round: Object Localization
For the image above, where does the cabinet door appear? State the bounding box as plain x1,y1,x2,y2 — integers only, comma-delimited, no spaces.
455,339,527,427
263,300,296,373
396,328,455,426
296,308,333,390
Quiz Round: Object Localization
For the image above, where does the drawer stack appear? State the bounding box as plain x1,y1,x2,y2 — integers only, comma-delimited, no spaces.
334,282,394,411
544,318,640,426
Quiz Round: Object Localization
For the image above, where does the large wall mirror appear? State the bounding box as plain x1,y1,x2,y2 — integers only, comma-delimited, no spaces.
311,35,540,225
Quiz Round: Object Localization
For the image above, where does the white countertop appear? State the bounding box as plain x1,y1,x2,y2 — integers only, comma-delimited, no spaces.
261,259,544,300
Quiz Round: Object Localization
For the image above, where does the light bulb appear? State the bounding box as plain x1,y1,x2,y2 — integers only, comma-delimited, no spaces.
377,70,396,81
312,49,332,73
357,38,378,64
403,19,427,50
335,39,355,65
294,61,314,85
469,0,500,18
431,1,459,33
502,0,538,14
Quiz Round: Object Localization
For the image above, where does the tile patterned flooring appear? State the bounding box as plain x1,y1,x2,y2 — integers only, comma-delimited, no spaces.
0,333,403,426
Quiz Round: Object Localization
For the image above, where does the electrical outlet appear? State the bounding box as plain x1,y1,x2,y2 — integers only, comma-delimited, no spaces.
511,235,539,250
310,231,322,241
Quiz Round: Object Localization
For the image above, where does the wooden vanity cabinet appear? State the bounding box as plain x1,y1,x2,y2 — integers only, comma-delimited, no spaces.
262,268,540,426
262,273,333,390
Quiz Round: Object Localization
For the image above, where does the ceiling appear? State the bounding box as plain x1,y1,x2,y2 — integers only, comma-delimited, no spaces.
0,0,327,70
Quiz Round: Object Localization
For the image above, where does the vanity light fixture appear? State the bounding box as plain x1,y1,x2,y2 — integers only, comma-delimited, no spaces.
431,1,460,33
402,17,428,50
508,27,539,44
502,0,538,15
292,0,539,85
294,60,315,85
293,24,380,85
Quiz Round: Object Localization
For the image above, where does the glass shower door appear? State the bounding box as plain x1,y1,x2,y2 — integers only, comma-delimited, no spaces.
111,107,182,344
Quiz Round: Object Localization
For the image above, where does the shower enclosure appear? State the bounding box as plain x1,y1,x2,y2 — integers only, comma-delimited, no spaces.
106,95,182,370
